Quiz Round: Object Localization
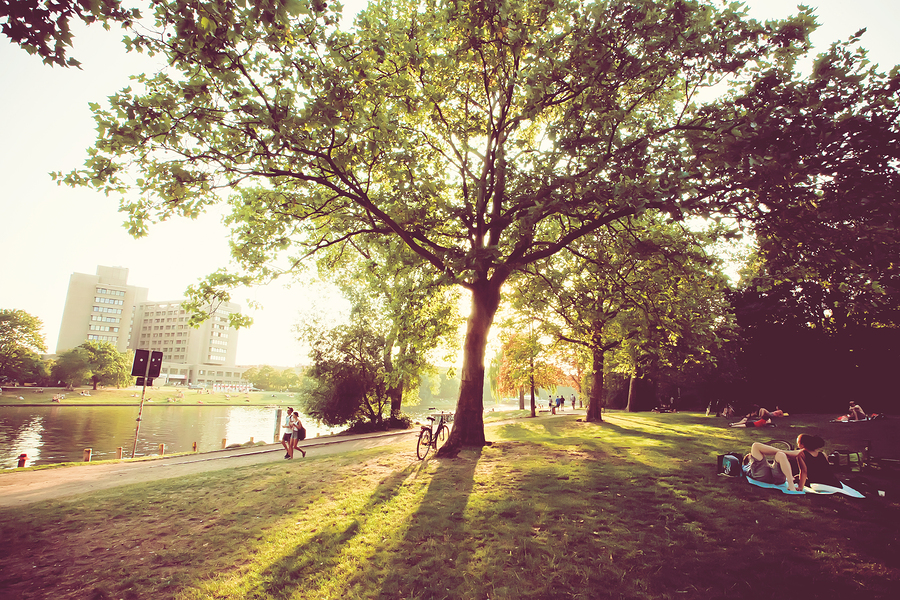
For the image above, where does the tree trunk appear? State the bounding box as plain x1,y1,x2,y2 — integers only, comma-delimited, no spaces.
518,386,525,410
530,375,536,417
585,346,604,422
436,279,502,456
388,384,403,420
626,370,645,412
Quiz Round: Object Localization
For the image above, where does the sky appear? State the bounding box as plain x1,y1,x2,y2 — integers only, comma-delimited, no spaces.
0,0,897,366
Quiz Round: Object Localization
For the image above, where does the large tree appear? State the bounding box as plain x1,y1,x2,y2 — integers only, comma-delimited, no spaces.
0,309,47,383
65,0,890,453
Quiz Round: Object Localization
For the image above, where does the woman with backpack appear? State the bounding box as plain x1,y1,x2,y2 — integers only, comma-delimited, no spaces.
291,411,307,458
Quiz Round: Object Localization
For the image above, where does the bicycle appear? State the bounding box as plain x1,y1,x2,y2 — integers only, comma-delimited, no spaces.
416,409,452,460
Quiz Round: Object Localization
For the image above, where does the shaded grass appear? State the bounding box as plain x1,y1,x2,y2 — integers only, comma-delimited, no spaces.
1,412,898,599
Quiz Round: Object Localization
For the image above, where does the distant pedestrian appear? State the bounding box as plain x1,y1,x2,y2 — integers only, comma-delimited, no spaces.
571,395,576,409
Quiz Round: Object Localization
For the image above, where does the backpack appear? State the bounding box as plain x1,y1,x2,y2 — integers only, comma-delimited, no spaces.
717,452,744,477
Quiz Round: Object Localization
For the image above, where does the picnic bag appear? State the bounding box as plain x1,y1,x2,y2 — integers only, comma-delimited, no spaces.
717,452,744,477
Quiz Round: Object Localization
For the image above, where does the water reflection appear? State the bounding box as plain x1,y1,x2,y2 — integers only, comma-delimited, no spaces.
1,399,479,469
0,406,336,468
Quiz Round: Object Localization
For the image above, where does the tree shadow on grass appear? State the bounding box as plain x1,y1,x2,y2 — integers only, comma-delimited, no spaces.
239,462,421,600
376,449,481,599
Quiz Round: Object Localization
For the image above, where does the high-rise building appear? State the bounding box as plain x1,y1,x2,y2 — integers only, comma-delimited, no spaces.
57,266,248,388
130,299,245,387
56,266,149,353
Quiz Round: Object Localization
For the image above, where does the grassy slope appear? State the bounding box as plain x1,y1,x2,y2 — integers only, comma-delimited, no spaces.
0,412,898,600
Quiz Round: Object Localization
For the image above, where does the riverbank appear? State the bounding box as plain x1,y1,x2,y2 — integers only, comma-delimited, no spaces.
1,411,897,600
0,386,298,407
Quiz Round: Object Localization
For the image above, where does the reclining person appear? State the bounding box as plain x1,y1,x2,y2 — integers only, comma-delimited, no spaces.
746,441,801,492
730,405,773,428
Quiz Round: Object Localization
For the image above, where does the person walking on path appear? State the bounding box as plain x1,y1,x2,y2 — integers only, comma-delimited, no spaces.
291,411,307,457
281,408,296,458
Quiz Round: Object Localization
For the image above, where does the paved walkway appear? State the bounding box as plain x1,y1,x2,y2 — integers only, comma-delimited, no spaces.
0,408,585,508
0,429,419,508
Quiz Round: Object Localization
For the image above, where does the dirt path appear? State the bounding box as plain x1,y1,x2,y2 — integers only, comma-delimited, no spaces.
0,429,417,508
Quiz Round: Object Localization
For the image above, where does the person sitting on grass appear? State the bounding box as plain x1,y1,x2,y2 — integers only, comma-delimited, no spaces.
795,434,840,489
848,401,867,421
746,441,801,492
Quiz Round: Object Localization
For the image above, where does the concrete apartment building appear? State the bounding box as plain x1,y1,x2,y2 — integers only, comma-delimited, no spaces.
130,300,247,387
56,266,149,354
57,266,248,388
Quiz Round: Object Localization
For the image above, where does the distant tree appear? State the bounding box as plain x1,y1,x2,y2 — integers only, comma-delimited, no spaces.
241,366,259,387
0,0,140,67
52,341,130,389
252,365,278,390
52,347,91,389
492,330,566,416
80,340,131,389
277,368,302,392
0,309,47,383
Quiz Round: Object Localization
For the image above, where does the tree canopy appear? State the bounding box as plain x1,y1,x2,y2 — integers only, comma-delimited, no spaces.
52,340,131,389
297,297,394,429
0,0,140,67
64,0,898,452
0,309,47,383
509,216,734,419
315,237,463,419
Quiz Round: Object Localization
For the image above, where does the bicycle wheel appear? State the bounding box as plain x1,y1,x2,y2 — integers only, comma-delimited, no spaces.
436,424,449,448
765,439,793,451
417,428,432,460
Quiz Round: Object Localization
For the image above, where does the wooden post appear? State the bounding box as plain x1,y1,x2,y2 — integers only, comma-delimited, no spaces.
116,447,123,459
222,438,227,449
83,448,92,462
158,443,165,456
275,408,283,443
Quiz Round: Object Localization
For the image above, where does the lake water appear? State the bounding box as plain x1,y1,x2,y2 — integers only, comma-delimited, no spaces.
0,398,520,469
0,405,337,468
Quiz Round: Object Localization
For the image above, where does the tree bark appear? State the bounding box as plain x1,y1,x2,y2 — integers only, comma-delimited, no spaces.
518,386,525,410
436,279,502,455
388,384,403,420
626,370,648,412
585,346,604,422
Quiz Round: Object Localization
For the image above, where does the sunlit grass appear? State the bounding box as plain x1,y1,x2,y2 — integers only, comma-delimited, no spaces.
1,411,898,600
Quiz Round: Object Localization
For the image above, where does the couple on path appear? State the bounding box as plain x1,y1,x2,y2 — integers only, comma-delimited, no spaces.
281,407,307,459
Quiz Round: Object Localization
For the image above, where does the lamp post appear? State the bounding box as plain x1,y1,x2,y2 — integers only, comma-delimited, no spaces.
529,319,536,418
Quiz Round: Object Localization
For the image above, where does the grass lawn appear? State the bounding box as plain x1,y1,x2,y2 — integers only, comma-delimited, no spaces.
1,411,898,599
0,386,298,406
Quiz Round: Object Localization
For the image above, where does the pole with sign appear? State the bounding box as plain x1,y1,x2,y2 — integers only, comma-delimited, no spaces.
130,349,162,458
